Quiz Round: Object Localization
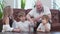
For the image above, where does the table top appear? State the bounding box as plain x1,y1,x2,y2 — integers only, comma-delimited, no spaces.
0,32,60,34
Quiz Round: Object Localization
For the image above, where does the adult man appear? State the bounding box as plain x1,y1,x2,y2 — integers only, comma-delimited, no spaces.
27,0,51,31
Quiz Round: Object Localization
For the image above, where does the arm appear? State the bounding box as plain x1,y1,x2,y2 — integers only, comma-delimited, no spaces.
26,14,34,23
35,12,51,22
37,28,43,32
44,24,51,32
12,28,20,32
5,17,9,24
2,24,14,32
35,13,44,22
12,22,21,32
26,9,35,23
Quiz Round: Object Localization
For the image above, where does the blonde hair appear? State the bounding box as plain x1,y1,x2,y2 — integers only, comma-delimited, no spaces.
14,11,26,22
17,11,25,17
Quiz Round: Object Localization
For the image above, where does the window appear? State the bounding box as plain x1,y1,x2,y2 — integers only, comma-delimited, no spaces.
0,0,4,12
14,0,35,9
14,0,21,8
53,0,60,10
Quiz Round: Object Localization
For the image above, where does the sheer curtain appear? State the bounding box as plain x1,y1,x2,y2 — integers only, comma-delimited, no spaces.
14,0,21,9
53,0,60,10
14,0,36,9
24,0,36,10
0,0,4,12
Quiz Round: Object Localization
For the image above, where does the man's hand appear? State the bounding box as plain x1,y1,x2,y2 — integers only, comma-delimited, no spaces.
35,13,44,22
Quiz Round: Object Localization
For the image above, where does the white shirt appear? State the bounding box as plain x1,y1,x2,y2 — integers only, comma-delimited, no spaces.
37,23,51,32
2,24,13,32
28,6,51,19
12,20,34,32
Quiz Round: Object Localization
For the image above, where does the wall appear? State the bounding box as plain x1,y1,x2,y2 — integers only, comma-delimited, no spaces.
4,0,53,9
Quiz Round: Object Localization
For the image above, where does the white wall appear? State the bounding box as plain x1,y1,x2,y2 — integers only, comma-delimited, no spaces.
4,0,53,9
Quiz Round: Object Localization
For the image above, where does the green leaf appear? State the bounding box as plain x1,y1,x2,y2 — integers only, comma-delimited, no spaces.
0,0,4,19
21,0,26,9
0,10,3,19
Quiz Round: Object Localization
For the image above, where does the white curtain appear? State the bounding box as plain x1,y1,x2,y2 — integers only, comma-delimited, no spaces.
14,0,21,9
24,0,36,10
53,0,60,10
14,0,36,9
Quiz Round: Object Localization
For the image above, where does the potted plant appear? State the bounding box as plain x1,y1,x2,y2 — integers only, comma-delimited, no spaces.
21,0,26,9
0,0,4,32
0,0,4,20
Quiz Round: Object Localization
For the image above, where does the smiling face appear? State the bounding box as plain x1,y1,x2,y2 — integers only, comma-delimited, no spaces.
35,1,43,12
19,16,26,22
16,11,26,22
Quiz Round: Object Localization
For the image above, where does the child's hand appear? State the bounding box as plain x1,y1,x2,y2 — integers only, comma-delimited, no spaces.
37,28,44,32
13,28,20,32
44,24,50,32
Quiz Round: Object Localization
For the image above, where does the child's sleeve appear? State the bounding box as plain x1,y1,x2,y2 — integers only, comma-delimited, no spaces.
12,21,18,28
8,28,14,31
2,25,5,32
2,25,14,32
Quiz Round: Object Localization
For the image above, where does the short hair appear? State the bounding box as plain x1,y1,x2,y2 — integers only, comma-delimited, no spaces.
42,15,49,22
17,11,25,17
14,11,26,22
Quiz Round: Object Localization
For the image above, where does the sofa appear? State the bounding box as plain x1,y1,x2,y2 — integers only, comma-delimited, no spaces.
0,9,60,32
13,9,60,32
50,9,60,31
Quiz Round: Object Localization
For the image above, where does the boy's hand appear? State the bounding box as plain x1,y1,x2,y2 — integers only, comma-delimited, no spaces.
44,24,50,32
13,28,20,32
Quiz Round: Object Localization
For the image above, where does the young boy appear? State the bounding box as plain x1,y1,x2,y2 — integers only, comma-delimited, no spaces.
37,15,51,32
12,11,34,32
